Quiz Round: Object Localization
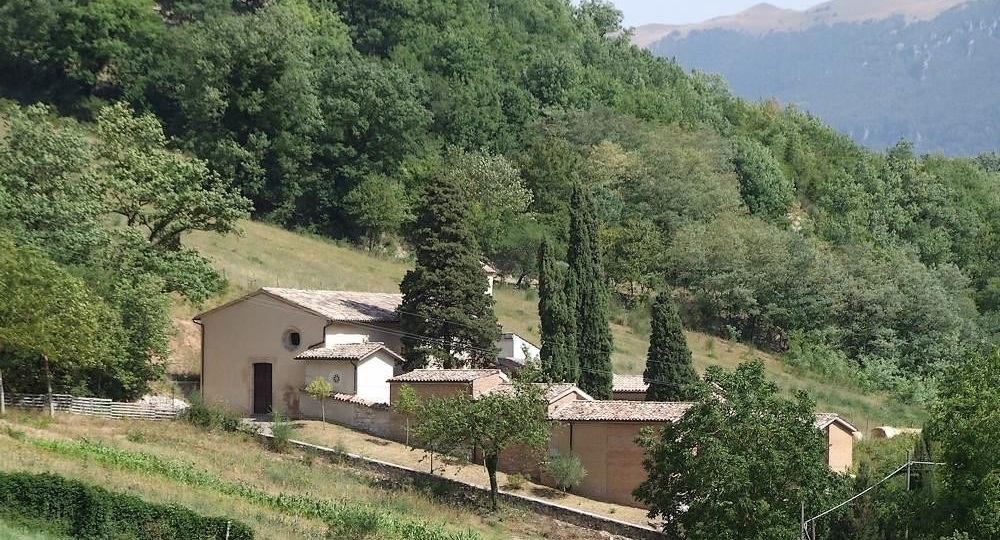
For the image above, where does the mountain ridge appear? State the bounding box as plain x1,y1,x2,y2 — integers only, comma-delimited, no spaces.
632,0,969,46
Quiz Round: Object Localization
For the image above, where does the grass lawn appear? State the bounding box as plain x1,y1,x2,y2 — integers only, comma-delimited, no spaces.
180,220,926,427
0,410,620,540
0,520,70,540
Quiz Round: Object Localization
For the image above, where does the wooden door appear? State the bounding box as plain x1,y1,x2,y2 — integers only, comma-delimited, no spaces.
252,363,272,415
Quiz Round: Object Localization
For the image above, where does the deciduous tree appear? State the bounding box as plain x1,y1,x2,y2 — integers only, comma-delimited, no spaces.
635,360,839,540
398,381,551,509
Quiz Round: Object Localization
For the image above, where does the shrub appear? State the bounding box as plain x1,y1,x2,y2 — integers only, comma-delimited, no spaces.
183,391,242,432
125,429,146,443
270,410,294,453
504,474,527,490
545,453,586,492
0,471,254,539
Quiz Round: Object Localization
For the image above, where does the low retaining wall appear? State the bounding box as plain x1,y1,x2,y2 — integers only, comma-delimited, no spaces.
272,435,664,540
3,393,184,420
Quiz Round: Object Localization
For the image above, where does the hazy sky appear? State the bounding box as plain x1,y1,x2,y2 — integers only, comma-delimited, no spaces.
611,0,822,26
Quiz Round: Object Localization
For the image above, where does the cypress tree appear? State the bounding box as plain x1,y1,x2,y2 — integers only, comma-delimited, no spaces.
644,291,698,401
399,174,500,370
537,237,579,382
567,184,613,399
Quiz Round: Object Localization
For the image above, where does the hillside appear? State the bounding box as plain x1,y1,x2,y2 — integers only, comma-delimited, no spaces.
644,0,1000,154
0,411,620,540
179,221,926,427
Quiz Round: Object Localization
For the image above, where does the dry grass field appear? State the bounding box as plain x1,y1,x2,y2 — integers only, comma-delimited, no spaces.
0,410,625,540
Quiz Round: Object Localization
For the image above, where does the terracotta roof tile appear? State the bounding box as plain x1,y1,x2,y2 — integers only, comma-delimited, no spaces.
549,400,694,422
387,369,506,383
331,393,389,409
294,343,402,362
262,288,402,322
612,374,649,393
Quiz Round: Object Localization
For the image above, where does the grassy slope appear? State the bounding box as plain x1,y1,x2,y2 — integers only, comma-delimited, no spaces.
0,520,70,540
181,221,925,427
0,411,612,540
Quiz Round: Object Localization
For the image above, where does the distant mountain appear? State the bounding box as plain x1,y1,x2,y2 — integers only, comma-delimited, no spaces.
640,0,1000,155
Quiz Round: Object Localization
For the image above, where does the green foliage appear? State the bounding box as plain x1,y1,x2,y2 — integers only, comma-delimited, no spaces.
634,360,842,540
537,238,579,383
305,377,333,422
732,136,794,221
601,218,663,301
544,453,586,492
269,410,294,453
182,391,242,433
343,174,410,251
399,174,500,369
567,184,613,399
644,292,698,401
404,381,551,509
927,348,1000,540
0,471,254,539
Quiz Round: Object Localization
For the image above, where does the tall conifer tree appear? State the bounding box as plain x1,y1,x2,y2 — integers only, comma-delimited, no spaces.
644,291,698,401
399,175,500,370
537,238,579,382
567,184,613,398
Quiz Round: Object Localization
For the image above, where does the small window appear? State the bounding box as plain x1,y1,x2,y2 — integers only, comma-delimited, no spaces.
282,328,302,350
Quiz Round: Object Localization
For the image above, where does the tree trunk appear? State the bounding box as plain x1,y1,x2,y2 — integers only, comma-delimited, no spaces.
43,354,54,418
0,368,6,416
485,452,500,510
321,400,326,423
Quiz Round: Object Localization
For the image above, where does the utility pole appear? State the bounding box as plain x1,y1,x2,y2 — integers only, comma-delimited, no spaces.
801,460,944,537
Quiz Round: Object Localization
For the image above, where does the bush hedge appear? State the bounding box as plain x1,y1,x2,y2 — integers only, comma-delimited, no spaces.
0,471,254,539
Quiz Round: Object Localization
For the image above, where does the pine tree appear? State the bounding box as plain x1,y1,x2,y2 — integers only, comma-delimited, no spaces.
567,184,613,399
537,237,579,382
644,291,698,401
399,175,500,370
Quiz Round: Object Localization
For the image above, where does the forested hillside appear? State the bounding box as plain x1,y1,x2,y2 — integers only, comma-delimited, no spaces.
647,0,1000,154
0,0,998,405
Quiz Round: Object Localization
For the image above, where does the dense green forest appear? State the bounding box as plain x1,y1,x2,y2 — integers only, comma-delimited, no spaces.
649,0,1000,155
0,0,998,404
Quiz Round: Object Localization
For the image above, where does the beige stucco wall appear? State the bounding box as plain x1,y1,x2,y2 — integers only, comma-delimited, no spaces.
200,293,325,416
826,423,855,473
356,355,395,404
303,360,356,397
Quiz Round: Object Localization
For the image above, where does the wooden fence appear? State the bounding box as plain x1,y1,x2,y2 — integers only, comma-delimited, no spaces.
2,393,185,420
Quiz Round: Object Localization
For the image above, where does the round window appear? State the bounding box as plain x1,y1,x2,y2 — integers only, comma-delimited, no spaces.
330,374,341,384
282,328,302,350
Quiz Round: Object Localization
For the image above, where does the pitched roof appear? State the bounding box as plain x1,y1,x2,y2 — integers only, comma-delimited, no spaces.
387,369,507,383
549,401,694,422
193,287,402,323
294,342,403,363
330,393,389,409
262,288,401,322
612,374,649,393
814,413,859,433
478,382,594,402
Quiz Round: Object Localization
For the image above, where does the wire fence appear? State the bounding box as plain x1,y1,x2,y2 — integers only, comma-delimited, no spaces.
2,393,186,421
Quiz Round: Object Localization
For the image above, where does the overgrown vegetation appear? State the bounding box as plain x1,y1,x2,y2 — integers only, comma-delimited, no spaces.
1,0,994,406
0,471,254,539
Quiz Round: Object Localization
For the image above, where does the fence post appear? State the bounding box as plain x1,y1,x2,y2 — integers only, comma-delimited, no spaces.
0,368,5,415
